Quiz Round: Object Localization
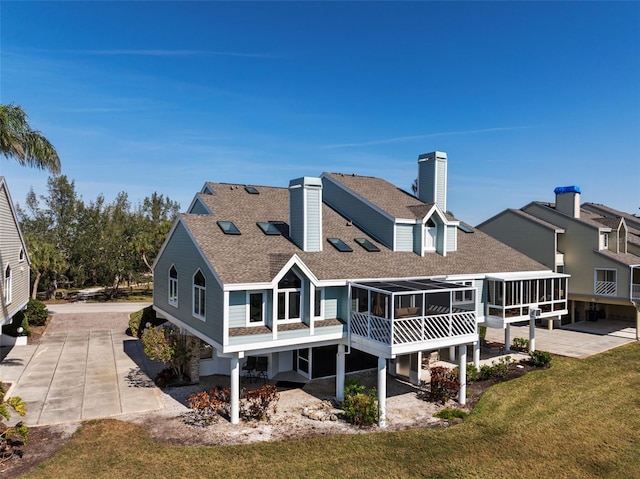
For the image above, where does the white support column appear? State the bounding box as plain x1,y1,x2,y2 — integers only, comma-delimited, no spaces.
336,344,346,401
449,346,456,362
547,317,554,330
473,341,480,368
529,318,536,352
230,355,240,424
504,324,511,351
377,356,387,428
458,344,467,405
635,306,640,341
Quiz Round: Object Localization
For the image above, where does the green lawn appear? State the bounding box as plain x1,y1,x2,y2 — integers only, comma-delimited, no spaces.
24,343,640,479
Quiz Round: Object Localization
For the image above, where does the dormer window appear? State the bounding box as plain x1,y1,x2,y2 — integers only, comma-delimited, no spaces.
424,219,437,252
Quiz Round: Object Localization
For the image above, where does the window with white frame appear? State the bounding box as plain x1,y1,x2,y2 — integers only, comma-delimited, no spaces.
168,265,178,306
601,233,609,250
314,288,323,318
193,270,206,320
424,218,437,251
453,281,474,303
248,292,265,325
277,270,301,321
4,266,11,305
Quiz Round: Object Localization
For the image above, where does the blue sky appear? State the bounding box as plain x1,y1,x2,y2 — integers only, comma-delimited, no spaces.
1,1,638,225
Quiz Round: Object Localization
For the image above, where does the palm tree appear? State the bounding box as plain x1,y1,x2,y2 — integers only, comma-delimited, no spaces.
0,103,60,173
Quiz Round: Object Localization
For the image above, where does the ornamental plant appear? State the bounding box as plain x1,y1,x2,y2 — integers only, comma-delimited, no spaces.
0,382,28,465
141,326,192,383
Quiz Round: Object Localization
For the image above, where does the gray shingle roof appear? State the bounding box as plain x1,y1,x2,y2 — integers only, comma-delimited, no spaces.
181,181,548,285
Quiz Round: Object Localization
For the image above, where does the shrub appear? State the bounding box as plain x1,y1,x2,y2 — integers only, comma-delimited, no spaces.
241,385,280,421
0,382,28,466
435,407,468,421
479,325,487,341
187,385,279,423
141,326,192,382
24,299,49,327
512,337,530,352
530,350,552,367
342,378,378,426
465,364,478,382
479,364,493,381
430,366,460,404
2,312,30,337
129,305,160,338
477,356,515,380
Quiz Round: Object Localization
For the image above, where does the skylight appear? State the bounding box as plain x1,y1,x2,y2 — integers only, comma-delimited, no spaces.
245,186,259,194
355,237,380,252
457,224,474,233
327,238,353,252
217,221,241,235
257,222,282,235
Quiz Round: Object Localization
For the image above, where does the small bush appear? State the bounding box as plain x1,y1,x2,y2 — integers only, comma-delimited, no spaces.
512,337,529,352
430,366,460,404
530,350,552,367
129,305,161,337
342,378,378,426
241,384,280,421
477,356,515,380
187,385,279,423
465,364,478,382
435,407,468,421
24,299,49,327
2,312,30,337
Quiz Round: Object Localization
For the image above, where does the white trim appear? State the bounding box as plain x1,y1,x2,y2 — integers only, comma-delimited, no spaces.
192,269,206,321
168,264,178,307
4,265,12,306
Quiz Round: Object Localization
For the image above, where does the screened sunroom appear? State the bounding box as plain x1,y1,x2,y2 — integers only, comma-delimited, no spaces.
349,279,477,357
485,272,569,326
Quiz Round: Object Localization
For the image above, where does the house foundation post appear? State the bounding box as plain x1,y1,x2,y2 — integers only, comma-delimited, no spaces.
377,356,387,428
504,324,511,352
448,346,456,362
336,344,346,401
458,344,467,405
230,354,240,424
529,318,536,352
634,305,640,341
473,341,480,368
187,335,200,383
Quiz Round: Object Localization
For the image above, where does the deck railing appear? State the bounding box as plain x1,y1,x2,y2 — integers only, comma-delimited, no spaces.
595,280,617,297
350,311,476,347
632,284,640,301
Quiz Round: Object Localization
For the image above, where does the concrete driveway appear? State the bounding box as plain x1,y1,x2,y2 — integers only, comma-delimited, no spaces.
0,302,163,426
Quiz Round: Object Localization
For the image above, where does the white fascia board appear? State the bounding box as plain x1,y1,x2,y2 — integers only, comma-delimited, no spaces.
320,173,396,223
486,270,570,280
443,274,485,282
153,305,223,351
271,254,320,286
224,334,347,355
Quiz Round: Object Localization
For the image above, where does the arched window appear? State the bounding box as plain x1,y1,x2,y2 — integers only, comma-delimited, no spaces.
193,270,206,320
19,248,25,262
168,265,178,306
277,270,301,321
4,266,12,305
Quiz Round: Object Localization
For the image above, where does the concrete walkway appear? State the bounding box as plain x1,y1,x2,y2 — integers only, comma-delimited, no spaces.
484,319,637,358
0,302,163,426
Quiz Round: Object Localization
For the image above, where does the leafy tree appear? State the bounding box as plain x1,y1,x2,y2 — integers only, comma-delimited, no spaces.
0,103,60,173
25,233,66,299
141,326,192,381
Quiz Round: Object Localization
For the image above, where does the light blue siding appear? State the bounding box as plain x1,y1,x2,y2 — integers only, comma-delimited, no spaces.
324,287,341,319
228,292,245,328
289,186,304,248
395,224,415,252
322,177,394,248
154,222,224,344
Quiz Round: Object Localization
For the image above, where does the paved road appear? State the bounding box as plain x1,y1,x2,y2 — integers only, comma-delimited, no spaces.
1,302,164,426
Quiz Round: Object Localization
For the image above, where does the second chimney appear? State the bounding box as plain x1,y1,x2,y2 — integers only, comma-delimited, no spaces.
554,185,581,218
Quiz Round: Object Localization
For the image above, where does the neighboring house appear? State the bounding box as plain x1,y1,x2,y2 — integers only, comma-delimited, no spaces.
0,177,31,346
478,186,640,338
153,152,567,425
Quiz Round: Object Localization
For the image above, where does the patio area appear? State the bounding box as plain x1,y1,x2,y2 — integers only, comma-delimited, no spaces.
484,319,637,358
